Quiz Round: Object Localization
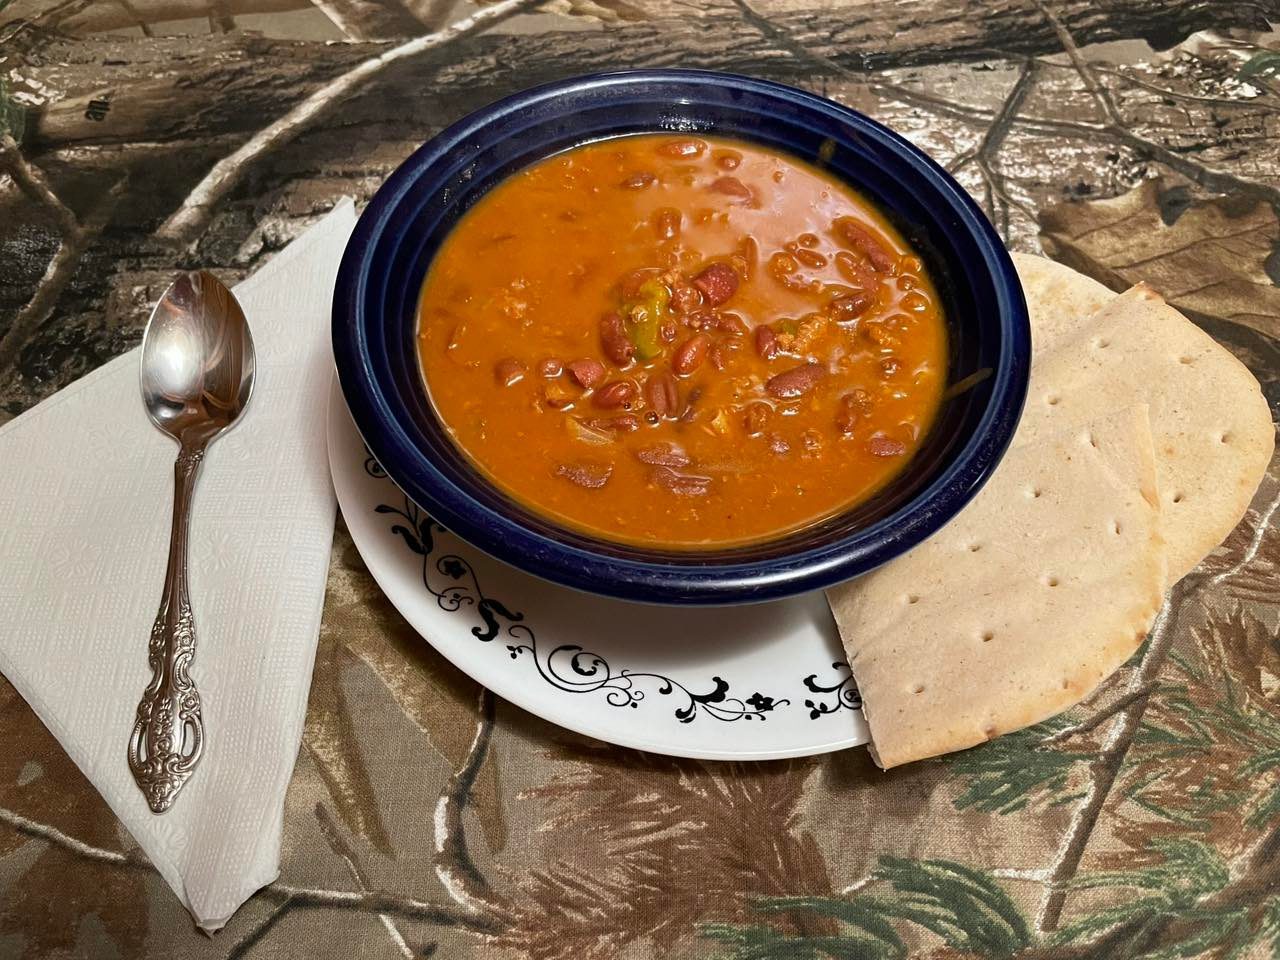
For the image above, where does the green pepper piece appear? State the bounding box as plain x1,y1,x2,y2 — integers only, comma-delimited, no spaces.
624,279,669,361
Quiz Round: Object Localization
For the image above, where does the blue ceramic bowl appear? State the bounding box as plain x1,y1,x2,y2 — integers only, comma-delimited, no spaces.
333,69,1030,605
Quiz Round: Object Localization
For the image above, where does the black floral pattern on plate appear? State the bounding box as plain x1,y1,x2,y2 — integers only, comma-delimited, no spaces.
363,453,793,724
803,661,863,718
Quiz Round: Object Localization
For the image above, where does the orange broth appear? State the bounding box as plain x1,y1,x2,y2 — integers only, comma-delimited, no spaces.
417,134,948,547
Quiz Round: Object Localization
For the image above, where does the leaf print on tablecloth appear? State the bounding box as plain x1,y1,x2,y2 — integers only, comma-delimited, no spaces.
1038,176,1280,343
1053,838,1229,946
702,856,1030,959
304,519,507,854
944,659,1148,817
1111,603,1280,859
703,841,1280,958
1198,604,1280,708
948,717,1094,814
493,742,834,960
0,678,148,958
1052,833,1280,957
304,623,393,855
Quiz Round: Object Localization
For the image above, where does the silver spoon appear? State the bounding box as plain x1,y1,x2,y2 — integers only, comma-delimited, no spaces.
129,271,255,813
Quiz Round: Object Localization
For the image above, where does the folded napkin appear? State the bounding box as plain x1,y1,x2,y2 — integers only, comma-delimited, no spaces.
0,201,356,929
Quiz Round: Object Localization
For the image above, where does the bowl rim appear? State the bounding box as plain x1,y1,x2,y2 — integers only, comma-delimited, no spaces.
332,67,1030,605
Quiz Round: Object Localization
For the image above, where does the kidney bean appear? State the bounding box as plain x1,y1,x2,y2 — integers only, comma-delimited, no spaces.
494,357,526,386
585,414,640,433
743,401,770,436
829,291,875,324
766,363,826,399
659,318,678,343
618,267,662,300
670,281,703,315
652,207,682,240
692,310,740,333
538,357,563,378
713,150,742,170
834,218,896,273
902,291,930,313
600,312,635,367
793,248,828,270
709,176,753,202
646,371,679,418
868,435,907,458
768,252,804,289
798,232,820,247
835,389,874,435
673,333,710,375
679,386,703,422
567,358,606,389
647,465,711,497
692,262,739,306
621,171,656,189
833,254,874,292
754,325,778,360
657,138,706,158
555,460,613,489
592,380,636,409
714,312,748,336
636,442,691,467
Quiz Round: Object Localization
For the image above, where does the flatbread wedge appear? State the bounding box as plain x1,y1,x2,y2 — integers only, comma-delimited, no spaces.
1011,252,1114,354
1016,283,1275,583
828,406,1165,769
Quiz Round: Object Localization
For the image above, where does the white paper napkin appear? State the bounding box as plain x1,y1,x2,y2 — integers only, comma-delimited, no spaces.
0,200,357,930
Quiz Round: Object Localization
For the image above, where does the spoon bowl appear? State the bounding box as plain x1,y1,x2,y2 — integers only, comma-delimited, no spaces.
141,271,255,446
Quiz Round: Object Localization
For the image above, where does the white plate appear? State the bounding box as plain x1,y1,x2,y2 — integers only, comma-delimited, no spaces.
327,381,868,760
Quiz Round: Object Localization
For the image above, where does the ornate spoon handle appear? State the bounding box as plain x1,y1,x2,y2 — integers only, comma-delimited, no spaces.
128,443,206,813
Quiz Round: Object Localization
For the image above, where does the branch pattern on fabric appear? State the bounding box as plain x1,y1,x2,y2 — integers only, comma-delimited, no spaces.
155,0,543,243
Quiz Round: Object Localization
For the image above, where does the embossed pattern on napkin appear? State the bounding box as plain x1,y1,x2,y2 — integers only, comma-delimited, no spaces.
0,201,357,930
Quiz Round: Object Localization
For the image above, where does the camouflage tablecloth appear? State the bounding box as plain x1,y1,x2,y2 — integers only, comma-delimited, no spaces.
2,1,1278,957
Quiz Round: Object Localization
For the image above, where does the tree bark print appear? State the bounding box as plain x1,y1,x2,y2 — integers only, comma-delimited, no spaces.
1,0,1278,957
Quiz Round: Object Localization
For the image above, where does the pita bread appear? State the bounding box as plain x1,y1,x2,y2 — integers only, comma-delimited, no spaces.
1016,283,1274,583
1011,252,1114,353
828,406,1165,769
